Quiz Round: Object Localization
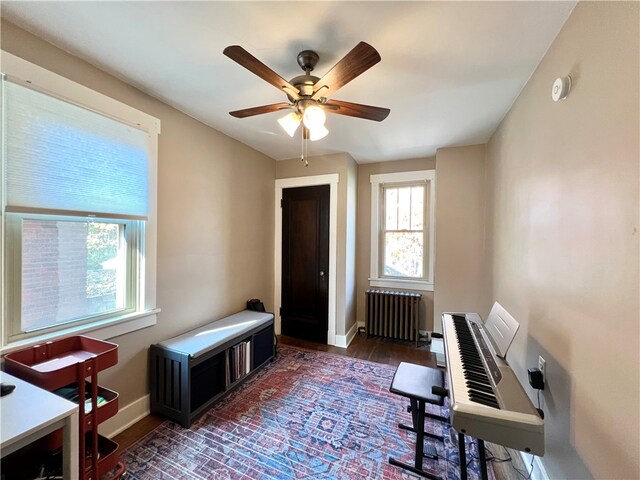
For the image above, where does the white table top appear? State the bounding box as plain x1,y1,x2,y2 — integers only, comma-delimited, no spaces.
158,310,273,358
0,370,77,452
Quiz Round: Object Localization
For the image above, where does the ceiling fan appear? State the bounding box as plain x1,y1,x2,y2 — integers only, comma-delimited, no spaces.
223,42,390,142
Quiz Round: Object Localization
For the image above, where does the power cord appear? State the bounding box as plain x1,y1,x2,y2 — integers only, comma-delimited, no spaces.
485,446,512,463
535,389,544,419
483,444,536,479
514,454,536,479
465,443,511,469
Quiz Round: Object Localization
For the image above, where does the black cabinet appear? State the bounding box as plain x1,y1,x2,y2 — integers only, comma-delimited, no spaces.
190,352,226,411
150,311,275,427
253,325,275,369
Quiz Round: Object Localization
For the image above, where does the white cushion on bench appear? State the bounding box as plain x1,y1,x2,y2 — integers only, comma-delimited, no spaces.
158,310,273,358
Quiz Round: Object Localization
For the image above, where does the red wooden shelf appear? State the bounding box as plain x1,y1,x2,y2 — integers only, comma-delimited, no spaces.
85,434,121,480
3,335,124,479
4,336,118,391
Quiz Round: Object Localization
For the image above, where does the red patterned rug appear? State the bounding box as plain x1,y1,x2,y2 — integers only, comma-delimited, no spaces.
122,345,495,479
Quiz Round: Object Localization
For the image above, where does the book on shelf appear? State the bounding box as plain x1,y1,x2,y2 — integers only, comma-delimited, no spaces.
225,340,252,385
245,340,251,375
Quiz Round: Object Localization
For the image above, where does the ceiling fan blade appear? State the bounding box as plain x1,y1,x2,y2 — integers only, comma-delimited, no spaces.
324,99,390,122
224,46,300,100
312,42,381,98
229,102,292,118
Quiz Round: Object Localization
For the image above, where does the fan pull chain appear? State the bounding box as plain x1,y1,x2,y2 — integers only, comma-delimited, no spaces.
304,136,309,167
300,127,309,167
300,125,304,165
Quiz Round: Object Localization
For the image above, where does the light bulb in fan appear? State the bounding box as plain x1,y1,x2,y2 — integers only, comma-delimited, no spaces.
309,125,329,141
302,105,326,130
278,112,301,137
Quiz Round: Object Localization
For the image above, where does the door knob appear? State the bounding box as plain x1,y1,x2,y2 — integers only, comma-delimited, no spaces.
319,271,325,277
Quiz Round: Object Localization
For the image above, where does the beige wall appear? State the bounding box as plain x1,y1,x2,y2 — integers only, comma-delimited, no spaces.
485,2,639,478
275,153,357,337
1,21,276,407
345,156,358,334
355,158,436,331
433,145,490,333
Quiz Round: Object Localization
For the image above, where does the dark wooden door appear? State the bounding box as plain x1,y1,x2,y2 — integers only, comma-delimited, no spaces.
281,185,329,343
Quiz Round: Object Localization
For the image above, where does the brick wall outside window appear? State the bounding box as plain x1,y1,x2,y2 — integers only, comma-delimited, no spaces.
21,220,118,331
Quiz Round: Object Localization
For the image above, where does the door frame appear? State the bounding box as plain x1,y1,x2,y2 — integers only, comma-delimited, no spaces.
275,174,339,346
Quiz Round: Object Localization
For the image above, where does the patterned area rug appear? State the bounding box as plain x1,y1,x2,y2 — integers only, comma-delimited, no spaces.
122,345,495,479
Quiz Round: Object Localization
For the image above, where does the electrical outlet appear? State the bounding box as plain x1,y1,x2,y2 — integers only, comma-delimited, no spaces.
538,356,546,384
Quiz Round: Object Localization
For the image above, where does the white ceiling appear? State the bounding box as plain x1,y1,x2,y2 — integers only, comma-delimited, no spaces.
1,1,576,163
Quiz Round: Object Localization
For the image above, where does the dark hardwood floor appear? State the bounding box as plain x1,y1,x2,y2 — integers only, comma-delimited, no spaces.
279,331,439,368
112,413,165,451
113,332,527,479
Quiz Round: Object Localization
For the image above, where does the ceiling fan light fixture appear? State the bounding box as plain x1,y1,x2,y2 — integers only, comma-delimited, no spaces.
278,112,301,137
224,42,390,162
309,124,329,141
302,105,326,130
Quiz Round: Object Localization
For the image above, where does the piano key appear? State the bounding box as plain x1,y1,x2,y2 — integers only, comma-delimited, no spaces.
469,396,500,409
464,366,488,377
468,389,499,403
466,381,495,394
465,371,489,383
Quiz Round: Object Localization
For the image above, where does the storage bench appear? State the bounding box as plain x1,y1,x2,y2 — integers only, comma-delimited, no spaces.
149,310,274,427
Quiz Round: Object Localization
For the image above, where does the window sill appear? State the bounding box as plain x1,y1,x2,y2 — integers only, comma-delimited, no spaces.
1,308,160,354
369,278,434,292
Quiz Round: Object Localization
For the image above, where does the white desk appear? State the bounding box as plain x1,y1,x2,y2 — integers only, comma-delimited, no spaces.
0,371,78,479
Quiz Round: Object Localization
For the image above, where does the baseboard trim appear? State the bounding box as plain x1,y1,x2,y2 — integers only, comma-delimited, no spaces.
99,394,150,438
519,452,548,480
335,322,358,348
327,329,336,346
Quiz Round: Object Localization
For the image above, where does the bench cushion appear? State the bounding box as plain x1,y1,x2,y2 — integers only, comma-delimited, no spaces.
157,310,273,358
389,362,445,405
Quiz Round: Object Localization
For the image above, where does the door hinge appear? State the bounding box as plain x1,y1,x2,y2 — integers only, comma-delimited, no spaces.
280,199,283,208
279,307,282,316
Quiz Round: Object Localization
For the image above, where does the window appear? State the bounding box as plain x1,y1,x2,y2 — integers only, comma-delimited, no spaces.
382,184,425,278
6,216,135,337
1,50,160,349
370,171,435,290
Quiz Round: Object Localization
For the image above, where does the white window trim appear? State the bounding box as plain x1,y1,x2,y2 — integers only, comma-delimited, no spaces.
0,50,161,351
370,170,436,291
4,215,141,342
0,310,160,355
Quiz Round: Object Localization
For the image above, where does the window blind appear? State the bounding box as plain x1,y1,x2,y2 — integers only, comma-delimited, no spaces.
4,79,149,219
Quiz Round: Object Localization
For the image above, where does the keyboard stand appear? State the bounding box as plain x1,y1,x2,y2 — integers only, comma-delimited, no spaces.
457,432,489,480
399,398,448,442
478,439,488,480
